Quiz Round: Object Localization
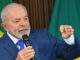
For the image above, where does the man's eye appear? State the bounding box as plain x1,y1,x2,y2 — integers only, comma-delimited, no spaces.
15,20,19,22
25,17,28,20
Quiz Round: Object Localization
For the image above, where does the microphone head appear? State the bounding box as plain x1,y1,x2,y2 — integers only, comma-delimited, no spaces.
22,34,29,42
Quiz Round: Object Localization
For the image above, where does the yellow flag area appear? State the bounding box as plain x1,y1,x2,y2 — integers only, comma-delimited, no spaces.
74,57,80,60
0,31,4,38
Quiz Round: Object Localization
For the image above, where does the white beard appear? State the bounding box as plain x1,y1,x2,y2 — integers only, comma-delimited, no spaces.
8,27,30,40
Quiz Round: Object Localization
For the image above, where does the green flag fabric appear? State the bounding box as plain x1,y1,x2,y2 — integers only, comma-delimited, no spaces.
49,0,80,40
49,0,80,60
0,0,12,38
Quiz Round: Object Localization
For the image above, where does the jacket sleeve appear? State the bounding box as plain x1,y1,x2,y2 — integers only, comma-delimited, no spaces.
47,30,80,59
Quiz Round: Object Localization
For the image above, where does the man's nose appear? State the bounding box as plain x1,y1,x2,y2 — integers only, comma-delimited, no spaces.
20,20,26,26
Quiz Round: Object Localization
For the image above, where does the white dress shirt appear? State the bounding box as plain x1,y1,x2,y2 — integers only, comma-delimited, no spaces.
64,34,75,45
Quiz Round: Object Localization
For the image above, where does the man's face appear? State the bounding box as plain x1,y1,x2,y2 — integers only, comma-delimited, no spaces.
2,7,30,39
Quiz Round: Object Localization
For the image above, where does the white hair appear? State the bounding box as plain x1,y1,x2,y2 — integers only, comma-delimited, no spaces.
1,3,27,22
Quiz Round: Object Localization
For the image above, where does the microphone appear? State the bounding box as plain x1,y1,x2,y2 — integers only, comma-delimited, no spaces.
22,34,35,60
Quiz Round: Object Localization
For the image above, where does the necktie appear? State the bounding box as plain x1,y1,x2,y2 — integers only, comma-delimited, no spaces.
17,40,24,50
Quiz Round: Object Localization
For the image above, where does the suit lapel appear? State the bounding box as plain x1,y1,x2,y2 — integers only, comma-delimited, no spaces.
3,33,19,59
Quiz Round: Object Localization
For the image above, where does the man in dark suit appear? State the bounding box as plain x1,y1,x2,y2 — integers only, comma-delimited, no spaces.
0,3,80,60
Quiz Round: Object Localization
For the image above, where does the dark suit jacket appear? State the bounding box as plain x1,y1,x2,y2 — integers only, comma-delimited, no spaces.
0,29,80,60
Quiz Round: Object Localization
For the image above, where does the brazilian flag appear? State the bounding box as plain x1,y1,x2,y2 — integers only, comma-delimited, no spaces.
0,0,12,38
49,0,80,40
49,0,80,60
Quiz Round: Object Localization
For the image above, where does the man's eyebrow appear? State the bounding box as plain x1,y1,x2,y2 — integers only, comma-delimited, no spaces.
14,18,21,21
24,15,28,17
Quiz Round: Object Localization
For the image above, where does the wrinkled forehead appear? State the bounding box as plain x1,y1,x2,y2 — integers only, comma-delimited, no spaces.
9,6,27,15
4,6,28,19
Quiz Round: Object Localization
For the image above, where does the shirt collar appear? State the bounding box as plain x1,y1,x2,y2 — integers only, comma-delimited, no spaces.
7,32,19,45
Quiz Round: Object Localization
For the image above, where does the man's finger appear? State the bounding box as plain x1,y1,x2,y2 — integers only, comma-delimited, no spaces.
24,52,35,59
65,28,74,32
60,25,65,33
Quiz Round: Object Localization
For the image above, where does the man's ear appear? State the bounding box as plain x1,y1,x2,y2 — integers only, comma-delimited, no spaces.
1,22,9,32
